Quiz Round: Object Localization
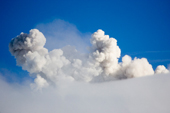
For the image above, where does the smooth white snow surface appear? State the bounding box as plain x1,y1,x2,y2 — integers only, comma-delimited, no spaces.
0,73,170,113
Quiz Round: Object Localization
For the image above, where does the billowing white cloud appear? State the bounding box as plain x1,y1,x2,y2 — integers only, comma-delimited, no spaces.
2,20,170,113
9,25,169,89
155,65,169,74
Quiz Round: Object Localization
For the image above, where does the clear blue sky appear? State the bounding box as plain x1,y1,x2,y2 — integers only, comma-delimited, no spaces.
0,0,170,81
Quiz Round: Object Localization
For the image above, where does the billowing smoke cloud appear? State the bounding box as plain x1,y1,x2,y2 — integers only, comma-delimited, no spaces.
155,65,169,74
9,28,169,89
3,20,169,113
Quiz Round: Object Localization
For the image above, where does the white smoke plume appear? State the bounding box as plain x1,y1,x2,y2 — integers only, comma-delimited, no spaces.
9,28,169,89
155,65,169,74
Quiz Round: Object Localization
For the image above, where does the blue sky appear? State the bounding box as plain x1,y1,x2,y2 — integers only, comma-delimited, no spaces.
0,0,170,81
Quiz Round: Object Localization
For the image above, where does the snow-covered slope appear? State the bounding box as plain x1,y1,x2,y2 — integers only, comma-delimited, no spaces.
0,73,170,113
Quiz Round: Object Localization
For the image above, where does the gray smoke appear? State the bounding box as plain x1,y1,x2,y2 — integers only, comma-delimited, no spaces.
9,29,169,89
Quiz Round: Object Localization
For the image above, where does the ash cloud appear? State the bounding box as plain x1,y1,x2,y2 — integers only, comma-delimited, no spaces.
9,23,169,89
1,20,170,113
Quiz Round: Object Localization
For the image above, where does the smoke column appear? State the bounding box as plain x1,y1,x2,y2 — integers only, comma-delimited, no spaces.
9,29,169,89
